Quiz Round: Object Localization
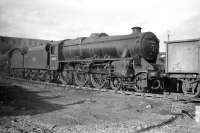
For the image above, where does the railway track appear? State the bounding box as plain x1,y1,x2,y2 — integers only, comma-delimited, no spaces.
3,76,200,103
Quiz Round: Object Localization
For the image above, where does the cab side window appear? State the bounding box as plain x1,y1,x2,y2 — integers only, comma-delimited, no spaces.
51,46,56,55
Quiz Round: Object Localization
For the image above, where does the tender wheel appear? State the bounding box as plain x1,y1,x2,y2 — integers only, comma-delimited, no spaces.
60,65,73,85
29,70,34,80
18,69,24,78
110,77,123,91
32,70,39,80
52,71,60,82
38,70,44,81
24,69,30,79
182,80,200,97
74,64,90,87
133,72,148,92
90,65,109,89
32,70,40,80
182,80,190,95
192,83,200,97
44,71,51,82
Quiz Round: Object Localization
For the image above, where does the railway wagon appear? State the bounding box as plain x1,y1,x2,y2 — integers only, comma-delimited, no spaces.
165,38,200,97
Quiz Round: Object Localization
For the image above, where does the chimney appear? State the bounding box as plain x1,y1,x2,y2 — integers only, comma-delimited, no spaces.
131,26,142,34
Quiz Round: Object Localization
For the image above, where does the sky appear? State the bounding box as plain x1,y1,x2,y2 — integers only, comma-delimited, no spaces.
0,0,199,51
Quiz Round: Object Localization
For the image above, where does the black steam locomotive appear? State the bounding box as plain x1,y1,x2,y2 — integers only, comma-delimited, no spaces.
8,27,160,92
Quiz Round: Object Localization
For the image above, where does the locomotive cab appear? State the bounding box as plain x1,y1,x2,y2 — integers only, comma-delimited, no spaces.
45,41,59,70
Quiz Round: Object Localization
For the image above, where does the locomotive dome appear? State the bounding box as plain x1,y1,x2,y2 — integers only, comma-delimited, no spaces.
90,33,109,38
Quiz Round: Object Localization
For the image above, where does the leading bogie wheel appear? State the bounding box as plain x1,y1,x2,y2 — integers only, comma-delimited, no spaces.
182,80,200,98
192,82,200,97
133,72,148,92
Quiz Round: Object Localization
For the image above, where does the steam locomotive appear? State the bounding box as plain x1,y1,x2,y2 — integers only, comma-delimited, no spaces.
8,27,161,92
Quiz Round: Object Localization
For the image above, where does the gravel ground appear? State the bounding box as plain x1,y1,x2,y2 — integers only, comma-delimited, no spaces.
0,78,200,133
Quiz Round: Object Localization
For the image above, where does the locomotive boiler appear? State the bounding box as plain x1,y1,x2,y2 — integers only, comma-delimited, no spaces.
60,27,158,63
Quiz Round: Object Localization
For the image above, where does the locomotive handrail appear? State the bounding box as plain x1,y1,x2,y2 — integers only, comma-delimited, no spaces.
58,57,133,62
164,38,200,44
63,35,141,47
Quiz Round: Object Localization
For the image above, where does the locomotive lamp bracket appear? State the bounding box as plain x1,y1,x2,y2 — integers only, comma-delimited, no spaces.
148,70,160,79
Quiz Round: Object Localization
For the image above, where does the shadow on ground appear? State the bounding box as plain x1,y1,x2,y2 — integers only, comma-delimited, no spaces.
0,82,64,116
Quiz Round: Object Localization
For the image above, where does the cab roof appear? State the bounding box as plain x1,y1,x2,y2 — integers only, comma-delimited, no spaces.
164,38,200,44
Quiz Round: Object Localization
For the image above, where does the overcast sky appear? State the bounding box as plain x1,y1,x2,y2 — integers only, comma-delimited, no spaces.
0,0,199,51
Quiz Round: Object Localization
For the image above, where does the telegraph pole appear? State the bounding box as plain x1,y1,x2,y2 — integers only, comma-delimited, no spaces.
167,30,171,41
